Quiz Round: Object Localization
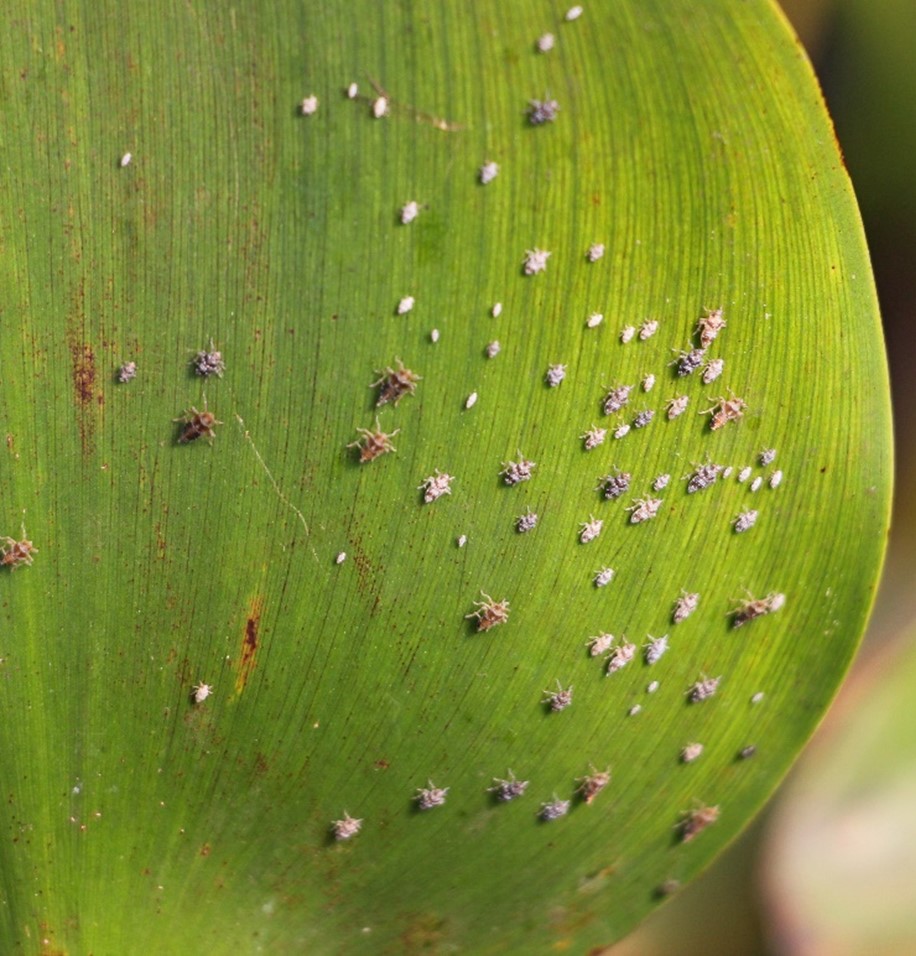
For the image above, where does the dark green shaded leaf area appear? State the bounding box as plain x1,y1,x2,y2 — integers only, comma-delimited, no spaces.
0,1,891,952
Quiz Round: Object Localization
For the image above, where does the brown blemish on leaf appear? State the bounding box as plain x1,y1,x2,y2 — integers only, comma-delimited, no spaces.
67,338,100,455
234,596,263,694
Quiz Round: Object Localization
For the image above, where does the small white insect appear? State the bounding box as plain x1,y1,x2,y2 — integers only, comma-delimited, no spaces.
593,567,615,588
191,682,212,704
702,358,724,384
418,470,454,503
523,248,551,275
346,82,359,99
681,743,704,764
652,473,671,491
587,312,604,328
581,426,607,450
500,455,535,484
759,448,777,466
627,497,662,524
331,812,363,841
647,680,660,694
397,295,415,315
632,409,655,429
666,395,689,419
579,516,603,543
639,319,659,340
372,96,389,118
335,551,347,565
457,534,468,548
485,340,501,359
119,152,132,167
516,507,539,533
606,640,636,675
545,364,567,387
539,797,570,821
628,704,642,716
479,161,500,185
769,469,783,489
430,329,440,343
465,392,478,410
672,591,699,624
400,200,420,224
614,423,631,440
751,692,765,705
414,781,449,810
688,675,721,703
536,33,555,53
644,634,669,665
737,466,752,483
586,632,615,656
542,680,573,712
300,95,319,115
722,466,734,478
491,302,503,317
734,509,758,533
620,325,636,344
565,4,584,20
750,476,763,492
587,242,605,262
642,373,656,392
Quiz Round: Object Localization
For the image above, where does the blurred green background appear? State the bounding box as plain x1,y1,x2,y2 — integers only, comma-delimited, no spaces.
609,1,916,953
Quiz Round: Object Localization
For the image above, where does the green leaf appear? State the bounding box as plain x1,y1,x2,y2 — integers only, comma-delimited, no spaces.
0,0,890,951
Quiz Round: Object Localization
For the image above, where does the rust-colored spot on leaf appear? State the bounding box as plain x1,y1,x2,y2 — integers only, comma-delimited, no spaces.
67,338,100,456
234,596,263,694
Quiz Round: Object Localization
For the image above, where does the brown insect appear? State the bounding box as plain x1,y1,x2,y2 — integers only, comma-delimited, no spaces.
703,392,747,430
0,533,37,570
678,804,720,843
371,359,421,407
465,592,510,632
576,766,611,805
175,405,222,444
348,419,399,463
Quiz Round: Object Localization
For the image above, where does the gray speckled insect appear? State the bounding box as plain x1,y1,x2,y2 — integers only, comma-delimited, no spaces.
538,796,570,821
671,347,706,377
414,781,449,810
673,591,700,623
500,455,536,485
686,461,722,494
627,497,662,524
527,98,559,125
488,771,529,802
688,674,721,702
542,680,573,712
644,634,669,665
586,632,615,656
599,470,631,500
331,812,363,841
602,384,633,415
606,640,636,675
